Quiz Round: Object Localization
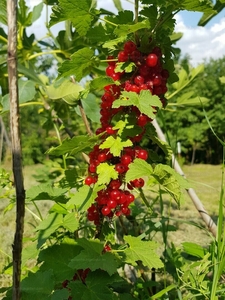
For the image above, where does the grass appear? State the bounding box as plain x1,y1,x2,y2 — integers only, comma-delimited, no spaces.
0,163,223,297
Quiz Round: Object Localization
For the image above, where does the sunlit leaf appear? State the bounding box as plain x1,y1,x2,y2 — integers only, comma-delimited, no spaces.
96,163,118,185
124,235,163,269
99,136,133,156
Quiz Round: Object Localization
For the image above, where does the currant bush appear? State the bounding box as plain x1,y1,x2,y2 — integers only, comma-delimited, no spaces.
85,40,170,226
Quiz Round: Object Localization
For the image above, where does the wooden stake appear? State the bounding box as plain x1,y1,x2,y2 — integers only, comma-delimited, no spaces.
7,1,26,299
152,119,217,237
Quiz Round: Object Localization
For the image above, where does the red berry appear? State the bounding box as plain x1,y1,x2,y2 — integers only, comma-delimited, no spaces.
107,199,117,209
111,72,121,81
88,163,97,173
136,149,148,160
110,189,121,201
118,51,129,62
107,55,116,65
103,244,111,253
124,41,137,53
137,114,149,127
134,75,145,86
85,176,96,185
121,154,132,165
131,178,145,188
153,75,162,86
130,84,140,93
97,152,107,163
101,206,111,216
106,126,117,135
115,163,128,174
146,53,158,67
106,65,115,76
109,179,122,189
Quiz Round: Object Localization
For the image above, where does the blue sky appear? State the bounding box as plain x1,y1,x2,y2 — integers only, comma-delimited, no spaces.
26,0,225,66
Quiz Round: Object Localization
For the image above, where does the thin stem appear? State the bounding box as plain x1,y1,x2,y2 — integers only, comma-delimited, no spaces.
27,50,70,60
134,0,139,45
78,101,93,136
99,16,118,27
70,76,93,136
139,187,151,209
25,206,42,222
0,35,8,43
53,122,67,169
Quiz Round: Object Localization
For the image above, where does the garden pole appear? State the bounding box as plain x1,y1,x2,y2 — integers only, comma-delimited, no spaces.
152,119,217,237
7,0,26,299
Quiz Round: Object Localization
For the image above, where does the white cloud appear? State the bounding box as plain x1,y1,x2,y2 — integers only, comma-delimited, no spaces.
175,14,225,66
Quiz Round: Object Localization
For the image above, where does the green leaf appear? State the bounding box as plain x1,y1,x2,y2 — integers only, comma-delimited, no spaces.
36,213,64,246
63,213,79,232
67,185,95,212
1,79,36,112
32,2,44,23
113,0,123,11
17,63,45,85
26,183,68,202
150,284,177,299
114,19,150,36
124,235,163,269
45,78,84,104
39,241,82,282
103,36,127,51
125,158,153,182
69,270,116,300
89,76,115,91
182,242,205,259
51,289,70,300
181,0,215,13
152,164,189,204
0,0,7,25
50,0,96,36
112,90,162,119
115,61,136,73
96,163,119,185
69,239,120,275
198,0,225,26
75,93,101,123
58,48,98,81
99,136,133,157
49,4,66,26
20,270,54,300
47,134,100,156
86,22,109,43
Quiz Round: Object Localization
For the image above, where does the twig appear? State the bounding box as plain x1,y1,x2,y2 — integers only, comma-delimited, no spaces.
7,1,26,299
152,118,217,237
70,76,93,136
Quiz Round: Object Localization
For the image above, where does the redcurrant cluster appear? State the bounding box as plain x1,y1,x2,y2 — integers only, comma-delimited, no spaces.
85,41,169,225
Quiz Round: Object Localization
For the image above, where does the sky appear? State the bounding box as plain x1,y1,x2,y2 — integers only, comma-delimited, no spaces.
26,0,225,66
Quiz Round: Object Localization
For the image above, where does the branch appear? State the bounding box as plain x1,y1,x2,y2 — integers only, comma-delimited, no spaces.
7,1,26,299
152,118,217,237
